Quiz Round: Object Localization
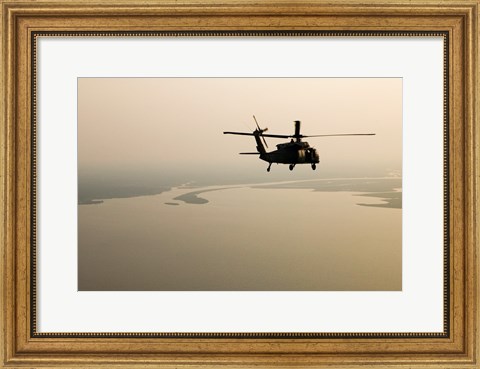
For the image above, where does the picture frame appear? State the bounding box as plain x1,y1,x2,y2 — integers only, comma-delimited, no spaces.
1,0,478,367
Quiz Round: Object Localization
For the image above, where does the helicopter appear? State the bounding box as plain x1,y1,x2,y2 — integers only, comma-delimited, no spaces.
224,116,376,172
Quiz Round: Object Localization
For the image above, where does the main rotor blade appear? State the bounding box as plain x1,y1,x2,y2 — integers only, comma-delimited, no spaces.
258,133,291,139
301,133,376,138
224,131,289,139
223,131,256,136
225,131,375,138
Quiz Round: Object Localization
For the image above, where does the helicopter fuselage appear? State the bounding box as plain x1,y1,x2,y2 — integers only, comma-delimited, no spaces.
251,130,319,171
259,141,319,165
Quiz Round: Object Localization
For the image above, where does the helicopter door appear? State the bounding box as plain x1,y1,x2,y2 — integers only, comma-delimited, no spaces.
297,149,305,162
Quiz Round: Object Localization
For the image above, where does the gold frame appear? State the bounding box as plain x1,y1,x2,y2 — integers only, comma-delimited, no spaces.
1,0,478,367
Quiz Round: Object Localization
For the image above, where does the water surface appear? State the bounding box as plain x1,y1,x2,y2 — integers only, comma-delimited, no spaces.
78,178,401,291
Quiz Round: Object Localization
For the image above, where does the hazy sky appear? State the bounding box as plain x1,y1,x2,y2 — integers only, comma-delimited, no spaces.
78,78,402,178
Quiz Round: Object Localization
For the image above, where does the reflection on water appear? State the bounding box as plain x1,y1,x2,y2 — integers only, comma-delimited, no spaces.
78,178,402,291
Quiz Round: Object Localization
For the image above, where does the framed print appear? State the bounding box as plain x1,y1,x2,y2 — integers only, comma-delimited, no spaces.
1,0,478,367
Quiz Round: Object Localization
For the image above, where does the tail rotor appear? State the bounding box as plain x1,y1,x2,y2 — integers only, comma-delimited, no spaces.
253,115,268,148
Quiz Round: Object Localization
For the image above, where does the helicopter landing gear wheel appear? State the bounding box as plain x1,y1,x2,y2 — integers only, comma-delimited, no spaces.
267,163,272,172
289,164,295,171
311,163,317,170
